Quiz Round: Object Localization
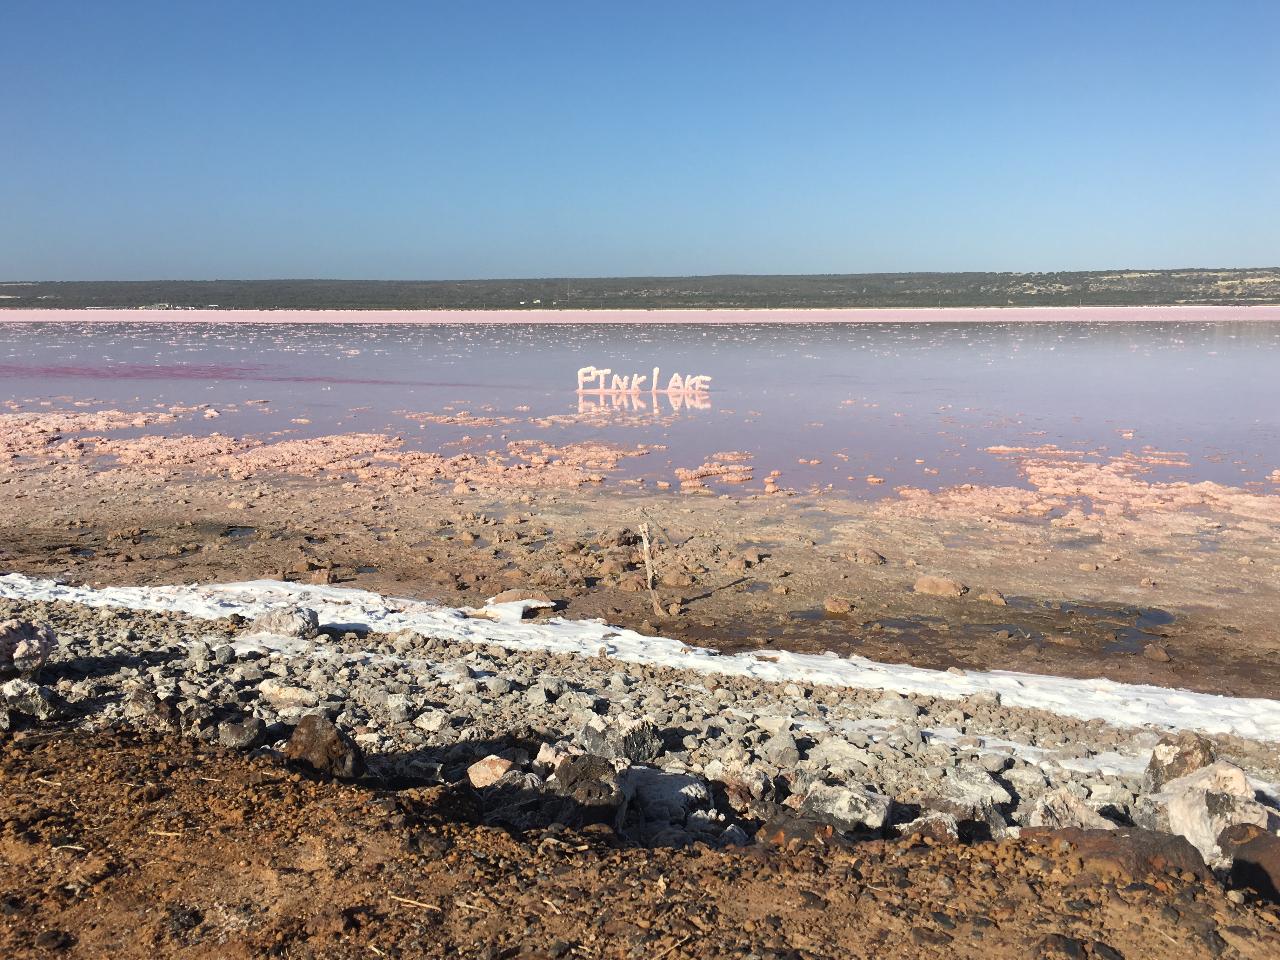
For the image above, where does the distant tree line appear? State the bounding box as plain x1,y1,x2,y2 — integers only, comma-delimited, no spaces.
2,269,1278,310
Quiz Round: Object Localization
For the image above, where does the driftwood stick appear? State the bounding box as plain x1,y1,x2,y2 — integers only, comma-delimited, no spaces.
638,522,665,618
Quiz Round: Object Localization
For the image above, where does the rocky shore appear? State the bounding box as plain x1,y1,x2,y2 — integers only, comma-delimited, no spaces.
5,592,1280,932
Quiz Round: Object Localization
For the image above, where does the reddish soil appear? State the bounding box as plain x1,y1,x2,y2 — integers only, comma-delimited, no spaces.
4,727,1280,959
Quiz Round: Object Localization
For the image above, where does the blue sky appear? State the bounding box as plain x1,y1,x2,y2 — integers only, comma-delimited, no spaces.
3,1,1278,279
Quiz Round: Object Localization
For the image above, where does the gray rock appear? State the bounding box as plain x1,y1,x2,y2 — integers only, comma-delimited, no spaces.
897,811,960,842
384,694,416,725
876,695,920,721
1026,787,1116,830
922,765,1013,820
1,678,63,720
218,716,265,750
0,619,56,675
579,716,664,764
760,732,801,767
800,782,893,834
806,737,871,775
248,607,320,640
258,678,319,709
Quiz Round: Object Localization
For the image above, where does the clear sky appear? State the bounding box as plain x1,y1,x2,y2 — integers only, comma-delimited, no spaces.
4,1,1278,280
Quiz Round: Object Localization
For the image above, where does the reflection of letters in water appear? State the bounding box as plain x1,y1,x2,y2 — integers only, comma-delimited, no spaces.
575,365,712,413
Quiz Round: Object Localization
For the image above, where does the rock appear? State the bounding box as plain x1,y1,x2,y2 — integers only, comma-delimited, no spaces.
468,755,515,788
0,620,56,675
806,737,871,775
551,754,626,825
977,590,1007,606
876,694,920,721
0,678,62,720
1150,761,1280,862
799,782,893,834
619,766,715,835
1220,823,1280,902
1143,642,1172,662
384,694,416,725
282,714,365,779
534,741,576,774
121,688,177,726
258,678,319,709
823,596,855,614
578,716,663,764
218,716,265,750
1023,826,1209,881
1026,788,1116,830
921,765,1012,821
849,547,886,566
488,588,554,605
760,732,801,767
1144,731,1216,792
248,607,320,640
897,811,960,842
756,808,851,849
913,576,968,598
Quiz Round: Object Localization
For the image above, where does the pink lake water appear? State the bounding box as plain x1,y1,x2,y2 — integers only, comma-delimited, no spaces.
3,311,1280,495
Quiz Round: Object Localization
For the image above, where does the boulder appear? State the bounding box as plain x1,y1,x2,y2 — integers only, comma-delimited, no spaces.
384,694,417,725
282,714,365,779
1220,823,1280,903
1022,826,1208,882
1143,731,1215,793
248,607,320,640
806,737,871,775
578,716,664,764
121,688,177,726
799,782,893,834
913,576,968,598
551,754,626,825
467,755,515,788
1026,788,1116,830
218,716,265,750
1153,761,1280,862
823,596,855,615
1,678,62,721
258,678,319,709
920,765,1012,821
0,620,56,675
618,766,715,836
760,732,801,767
850,547,886,566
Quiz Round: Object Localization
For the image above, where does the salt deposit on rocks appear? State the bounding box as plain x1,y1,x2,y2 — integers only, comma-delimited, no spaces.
4,586,1280,868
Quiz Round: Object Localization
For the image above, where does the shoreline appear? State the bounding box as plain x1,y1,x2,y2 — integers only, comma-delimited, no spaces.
3,304,1280,324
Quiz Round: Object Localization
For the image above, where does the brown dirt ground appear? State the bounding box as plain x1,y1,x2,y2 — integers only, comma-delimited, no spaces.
4,727,1280,959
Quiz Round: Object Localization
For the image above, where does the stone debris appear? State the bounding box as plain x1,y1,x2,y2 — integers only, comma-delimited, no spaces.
3,595,1280,890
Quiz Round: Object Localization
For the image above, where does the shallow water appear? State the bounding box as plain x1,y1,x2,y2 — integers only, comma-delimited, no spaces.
3,318,1279,494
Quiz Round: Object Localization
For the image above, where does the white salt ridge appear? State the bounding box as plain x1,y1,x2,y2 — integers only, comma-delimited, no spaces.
4,572,1280,742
